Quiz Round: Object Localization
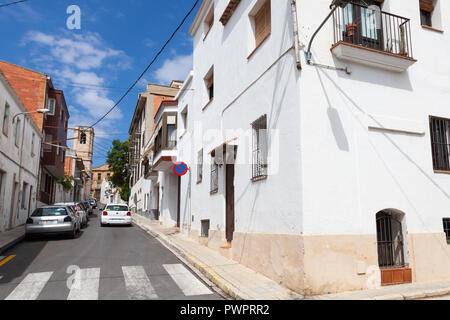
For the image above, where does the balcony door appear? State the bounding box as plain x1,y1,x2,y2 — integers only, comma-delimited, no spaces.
343,1,383,50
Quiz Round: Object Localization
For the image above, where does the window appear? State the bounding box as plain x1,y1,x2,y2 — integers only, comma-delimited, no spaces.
97,173,101,180
21,182,28,209
2,102,9,136
252,114,268,180
204,67,214,104
210,155,218,194
31,133,35,156
181,107,188,133
430,116,450,172
201,220,210,238
60,108,64,121
167,124,177,148
250,0,271,52
420,0,442,29
204,5,214,40
197,149,203,183
14,118,21,147
444,218,450,244
47,98,56,115
56,143,60,156
80,132,87,145
0,171,4,200
420,9,432,26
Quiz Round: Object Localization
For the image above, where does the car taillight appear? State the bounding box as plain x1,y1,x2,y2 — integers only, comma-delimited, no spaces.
103,212,108,216
127,212,131,216
26,218,33,224
64,216,72,222
74,205,77,212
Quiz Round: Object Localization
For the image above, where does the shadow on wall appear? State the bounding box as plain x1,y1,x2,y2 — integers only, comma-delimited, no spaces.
316,67,449,201
316,68,350,152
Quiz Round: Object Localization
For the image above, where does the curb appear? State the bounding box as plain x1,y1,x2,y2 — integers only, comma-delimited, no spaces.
133,218,244,300
0,233,25,256
367,287,450,300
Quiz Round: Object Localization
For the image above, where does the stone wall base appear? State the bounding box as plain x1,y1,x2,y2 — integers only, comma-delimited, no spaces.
187,229,450,295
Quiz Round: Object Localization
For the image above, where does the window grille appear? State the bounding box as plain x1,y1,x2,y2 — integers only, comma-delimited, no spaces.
210,156,218,193
430,117,450,171
252,114,268,179
443,218,450,244
197,149,203,183
201,220,210,238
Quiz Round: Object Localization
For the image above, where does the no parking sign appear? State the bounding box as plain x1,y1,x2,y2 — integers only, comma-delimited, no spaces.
173,162,188,176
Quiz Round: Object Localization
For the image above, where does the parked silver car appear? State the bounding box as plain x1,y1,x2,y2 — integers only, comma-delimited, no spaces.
54,202,88,228
26,206,81,239
81,201,93,215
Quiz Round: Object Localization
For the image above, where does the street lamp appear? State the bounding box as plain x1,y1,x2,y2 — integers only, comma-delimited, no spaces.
13,109,50,123
305,0,351,64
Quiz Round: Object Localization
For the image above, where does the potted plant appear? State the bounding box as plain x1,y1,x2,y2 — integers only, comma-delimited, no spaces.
345,23,357,42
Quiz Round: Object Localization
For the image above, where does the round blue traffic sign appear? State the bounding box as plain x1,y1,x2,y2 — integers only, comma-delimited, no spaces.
173,162,188,176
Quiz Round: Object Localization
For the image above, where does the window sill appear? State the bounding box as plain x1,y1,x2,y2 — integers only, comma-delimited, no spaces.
421,25,444,33
210,190,218,195
434,170,450,174
197,180,202,185
247,33,271,60
202,98,214,111
252,175,268,183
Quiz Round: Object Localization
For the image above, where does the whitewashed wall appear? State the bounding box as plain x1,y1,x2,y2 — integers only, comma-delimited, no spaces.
0,75,41,231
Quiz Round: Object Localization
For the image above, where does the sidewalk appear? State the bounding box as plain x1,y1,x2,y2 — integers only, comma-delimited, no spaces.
132,214,303,300
0,225,25,255
133,215,450,301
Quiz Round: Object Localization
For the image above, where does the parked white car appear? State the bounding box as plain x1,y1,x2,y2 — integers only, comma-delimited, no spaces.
101,204,132,227
54,202,88,228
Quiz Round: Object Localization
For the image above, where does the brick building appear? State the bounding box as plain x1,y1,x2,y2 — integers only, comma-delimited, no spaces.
0,60,70,206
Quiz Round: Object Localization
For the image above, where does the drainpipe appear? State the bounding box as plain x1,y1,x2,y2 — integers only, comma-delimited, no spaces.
290,0,302,70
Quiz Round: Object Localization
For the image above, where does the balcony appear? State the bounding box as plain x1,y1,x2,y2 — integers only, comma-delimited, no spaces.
152,101,178,171
331,2,417,72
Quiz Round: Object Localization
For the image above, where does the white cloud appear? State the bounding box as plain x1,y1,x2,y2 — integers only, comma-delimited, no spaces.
154,54,193,85
23,31,130,71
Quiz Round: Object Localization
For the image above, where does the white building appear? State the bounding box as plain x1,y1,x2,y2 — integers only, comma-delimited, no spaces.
172,0,450,295
0,70,42,231
129,83,179,216
100,180,124,205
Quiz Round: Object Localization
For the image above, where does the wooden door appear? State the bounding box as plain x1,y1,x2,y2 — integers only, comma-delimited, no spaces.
225,164,235,242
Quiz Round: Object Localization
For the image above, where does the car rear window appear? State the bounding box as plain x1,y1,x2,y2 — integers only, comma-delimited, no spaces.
32,207,68,217
106,205,129,211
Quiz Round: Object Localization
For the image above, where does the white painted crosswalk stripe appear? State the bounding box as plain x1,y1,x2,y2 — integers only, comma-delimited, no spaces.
163,264,212,296
122,266,158,300
5,272,53,300
67,268,100,300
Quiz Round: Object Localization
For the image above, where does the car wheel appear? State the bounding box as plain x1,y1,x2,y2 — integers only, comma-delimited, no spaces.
69,228,76,239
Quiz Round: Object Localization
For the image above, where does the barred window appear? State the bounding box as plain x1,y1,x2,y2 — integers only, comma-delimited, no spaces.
197,149,203,183
430,117,450,172
201,219,210,238
444,218,450,244
210,155,218,194
252,114,268,180
2,102,9,136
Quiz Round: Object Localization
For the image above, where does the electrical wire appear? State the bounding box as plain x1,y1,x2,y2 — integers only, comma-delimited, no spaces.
88,0,200,129
0,0,30,8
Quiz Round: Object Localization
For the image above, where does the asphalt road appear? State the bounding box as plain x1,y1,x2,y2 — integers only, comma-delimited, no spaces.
0,208,223,300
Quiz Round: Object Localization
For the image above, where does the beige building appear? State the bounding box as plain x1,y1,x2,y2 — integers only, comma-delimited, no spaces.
91,164,113,201
73,126,94,199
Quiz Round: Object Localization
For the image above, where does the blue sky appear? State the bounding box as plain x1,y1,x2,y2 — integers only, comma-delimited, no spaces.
0,0,197,167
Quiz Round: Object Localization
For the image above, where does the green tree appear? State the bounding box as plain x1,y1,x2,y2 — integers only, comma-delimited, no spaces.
106,139,130,202
57,176,74,192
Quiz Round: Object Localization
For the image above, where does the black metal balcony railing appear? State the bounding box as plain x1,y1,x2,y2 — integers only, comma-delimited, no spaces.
333,2,413,59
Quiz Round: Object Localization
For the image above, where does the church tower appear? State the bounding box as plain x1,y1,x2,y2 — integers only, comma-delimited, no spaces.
73,126,95,199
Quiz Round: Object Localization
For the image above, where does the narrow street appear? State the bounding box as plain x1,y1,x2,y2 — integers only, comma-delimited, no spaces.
0,208,223,300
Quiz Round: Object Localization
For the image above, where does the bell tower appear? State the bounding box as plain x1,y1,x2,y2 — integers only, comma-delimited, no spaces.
73,126,95,199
